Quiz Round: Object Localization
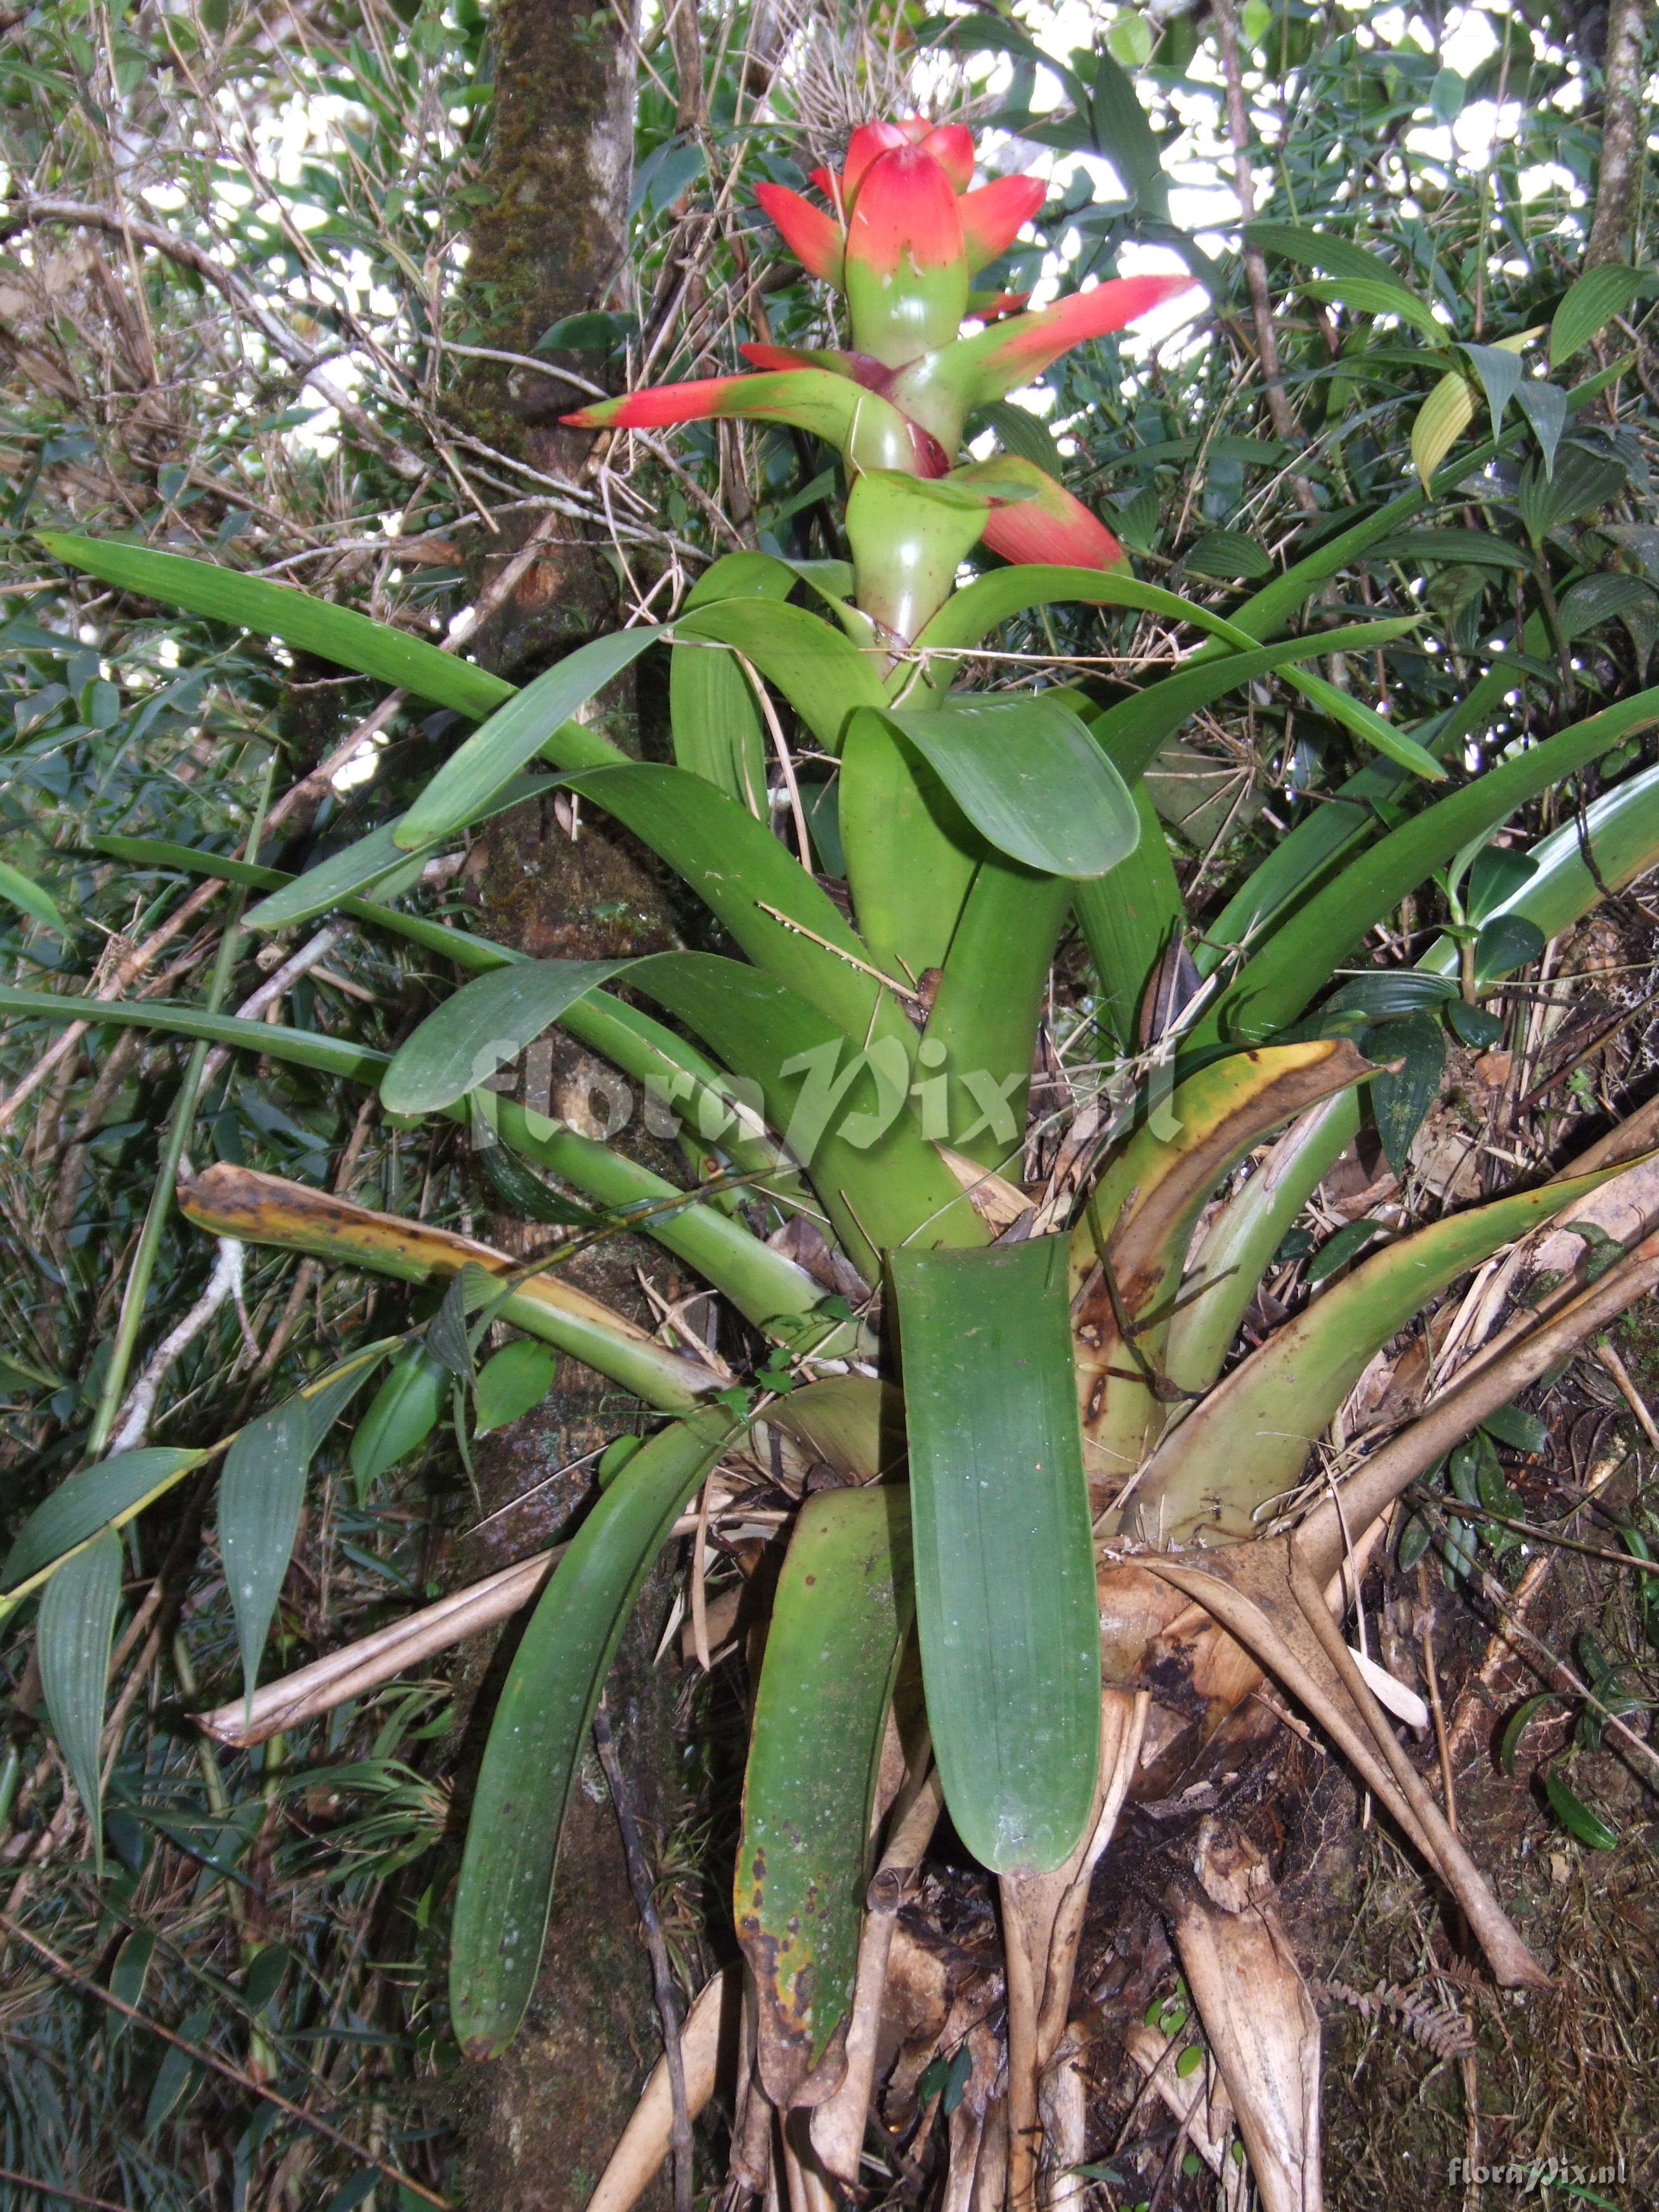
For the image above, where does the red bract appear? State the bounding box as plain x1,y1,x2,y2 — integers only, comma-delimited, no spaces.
753,183,842,283
958,174,1046,270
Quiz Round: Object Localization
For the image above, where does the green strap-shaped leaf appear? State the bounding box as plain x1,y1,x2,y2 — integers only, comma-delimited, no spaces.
1197,620,1551,979
1301,275,1447,347
670,628,769,812
38,1524,122,1873
0,859,70,934
1073,785,1185,1051
1197,682,1659,1048
883,693,1140,878
450,1407,736,2056
890,1237,1099,1875
677,597,887,751
37,531,514,721
1418,760,1659,978
1088,621,1421,785
839,705,980,984
381,960,638,1114
220,1396,315,1714
0,986,388,1086
911,563,1265,660
479,1091,834,1340
89,835,532,976
1164,1091,1361,1398
626,953,986,1277
1136,1164,1627,1547
394,627,656,850
564,763,915,1053
736,1488,914,2103
920,861,1072,1168
2,1447,207,1594
1244,219,1425,299
246,772,556,931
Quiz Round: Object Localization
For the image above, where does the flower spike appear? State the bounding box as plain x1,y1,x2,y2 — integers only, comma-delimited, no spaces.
843,144,970,367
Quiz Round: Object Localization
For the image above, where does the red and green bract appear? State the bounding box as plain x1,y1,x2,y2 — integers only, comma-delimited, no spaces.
568,117,1196,649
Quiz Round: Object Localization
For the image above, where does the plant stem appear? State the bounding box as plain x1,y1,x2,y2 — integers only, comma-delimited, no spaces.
84,752,276,1460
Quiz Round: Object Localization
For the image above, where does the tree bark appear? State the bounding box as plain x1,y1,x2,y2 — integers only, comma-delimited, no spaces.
445,6,688,2206
1584,0,1649,270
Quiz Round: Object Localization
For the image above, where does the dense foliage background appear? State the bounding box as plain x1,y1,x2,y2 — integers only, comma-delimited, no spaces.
0,0,1654,2204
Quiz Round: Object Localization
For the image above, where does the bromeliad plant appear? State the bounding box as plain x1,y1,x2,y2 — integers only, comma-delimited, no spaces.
13,112,1659,2212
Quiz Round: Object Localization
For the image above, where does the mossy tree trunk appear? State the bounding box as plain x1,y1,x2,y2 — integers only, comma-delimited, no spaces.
446,8,686,2204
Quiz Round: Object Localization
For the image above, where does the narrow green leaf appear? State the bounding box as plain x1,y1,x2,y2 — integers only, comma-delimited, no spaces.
736,1488,913,2101
38,1524,122,1872
219,1396,315,1712
1410,368,1478,490
1244,219,1420,294
474,1340,562,1437
1137,1162,1622,1545
3,1447,207,1594
914,564,1270,660
0,986,388,1087
350,1349,447,1496
1365,528,1532,571
37,532,514,720
109,1929,156,2032
1072,785,1185,1051
144,2006,213,2131
1200,684,1659,1048
1165,1091,1361,1396
883,693,1140,878
1514,381,1569,477
565,765,916,1054
1285,667,1446,782
395,628,656,851
382,958,636,1114
891,1237,1099,1873
1301,276,1447,346
670,635,768,812
677,597,886,751
1549,264,1652,370
0,858,70,934
1543,1765,1618,1849
450,1408,734,2056
1499,1693,1557,1775
1088,621,1420,784
1419,763,1659,982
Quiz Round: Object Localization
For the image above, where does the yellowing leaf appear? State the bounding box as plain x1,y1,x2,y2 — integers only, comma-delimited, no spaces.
1410,368,1478,490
